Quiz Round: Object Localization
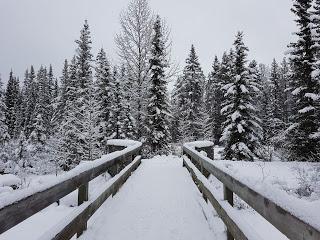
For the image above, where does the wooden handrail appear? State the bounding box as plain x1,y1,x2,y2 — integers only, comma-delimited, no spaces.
42,156,142,240
183,141,320,240
0,140,142,236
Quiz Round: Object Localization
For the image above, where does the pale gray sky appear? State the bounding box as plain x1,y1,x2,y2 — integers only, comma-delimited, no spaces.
0,0,295,83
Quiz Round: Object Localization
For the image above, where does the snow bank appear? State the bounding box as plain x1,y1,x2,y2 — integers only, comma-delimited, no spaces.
0,140,141,209
183,143,320,232
0,174,21,188
212,160,320,230
184,141,214,149
107,139,142,147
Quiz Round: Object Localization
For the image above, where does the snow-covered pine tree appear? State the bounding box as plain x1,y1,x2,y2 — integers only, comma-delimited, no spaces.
119,65,136,139
12,82,24,139
28,114,46,146
23,66,37,137
288,0,320,161
279,57,292,125
268,59,285,139
219,52,234,92
53,79,59,99
144,16,171,154
33,66,50,135
310,0,320,149
0,74,10,173
0,75,10,146
95,48,113,149
48,65,55,98
76,20,93,92
205,56,223,143
47,65,55,128
81,79,101,161
106,67,123,139
57,56,82,170
170,75,184,143
220,32,262,160
218,51,235,131
259,64,273,142
74,20,99,161
5,71,20,137
61,59,69,105
52,59,69,128
180,45,206,141
17,131,28,169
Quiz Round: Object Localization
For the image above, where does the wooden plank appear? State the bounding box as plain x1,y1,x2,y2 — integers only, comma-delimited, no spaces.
193,146,212,178
77,183,89,237
183,145,320,240
224,185,234,240
52,157,142,240
183,158,250,240
0,144,142,235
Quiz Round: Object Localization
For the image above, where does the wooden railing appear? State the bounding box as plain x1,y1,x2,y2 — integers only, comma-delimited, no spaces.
0,139,142,239
183,141,320,240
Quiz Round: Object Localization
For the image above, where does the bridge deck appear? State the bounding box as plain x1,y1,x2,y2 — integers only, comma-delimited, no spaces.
79,156,219,240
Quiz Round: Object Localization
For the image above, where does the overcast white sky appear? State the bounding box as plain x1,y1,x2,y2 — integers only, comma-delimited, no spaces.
0,0,295,83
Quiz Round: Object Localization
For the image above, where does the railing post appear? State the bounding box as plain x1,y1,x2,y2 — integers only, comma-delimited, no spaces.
224,185,234,240
77,183,89,237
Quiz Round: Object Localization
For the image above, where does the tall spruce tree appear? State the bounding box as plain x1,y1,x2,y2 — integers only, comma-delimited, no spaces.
76,20,93,93
60,59,69,105
179,45,205,141
171,75,184,143
57,56,82,170
268,59,285,139
279,57,292,125
75,20,98,161
5,71,20,137
220,32,262,160
12,81,23,138
288,0,320,161
0,75,10,145
205,56,223,143
119,65,136,139
310,0,320,146
259,64,273,142
33,66,50,136
144,16,171,154
81,80,100,161
23,66,37,136
95,48,113,148
106,68,123,139
52,59,69,127
47,65,55,127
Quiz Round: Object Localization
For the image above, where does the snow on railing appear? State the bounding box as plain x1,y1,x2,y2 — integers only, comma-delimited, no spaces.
183,141,320,240
0,139,142,238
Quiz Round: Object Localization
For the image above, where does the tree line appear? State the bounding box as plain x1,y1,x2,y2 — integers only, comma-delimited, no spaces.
0,0,319,176
173,0,320,162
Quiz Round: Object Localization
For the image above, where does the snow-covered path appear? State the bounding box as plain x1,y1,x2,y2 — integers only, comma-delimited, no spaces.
79,155,216,240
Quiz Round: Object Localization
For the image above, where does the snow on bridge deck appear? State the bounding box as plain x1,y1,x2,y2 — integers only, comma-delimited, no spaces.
79,156,220,240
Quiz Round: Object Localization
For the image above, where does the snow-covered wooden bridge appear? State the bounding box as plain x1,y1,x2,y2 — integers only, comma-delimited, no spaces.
0,140,319,240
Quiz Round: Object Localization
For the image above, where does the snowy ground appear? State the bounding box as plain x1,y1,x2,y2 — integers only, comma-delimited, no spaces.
208,146,320,240
79,156,224,240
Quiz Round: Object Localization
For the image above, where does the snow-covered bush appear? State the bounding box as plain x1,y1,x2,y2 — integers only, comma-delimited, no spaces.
294,166,320,199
